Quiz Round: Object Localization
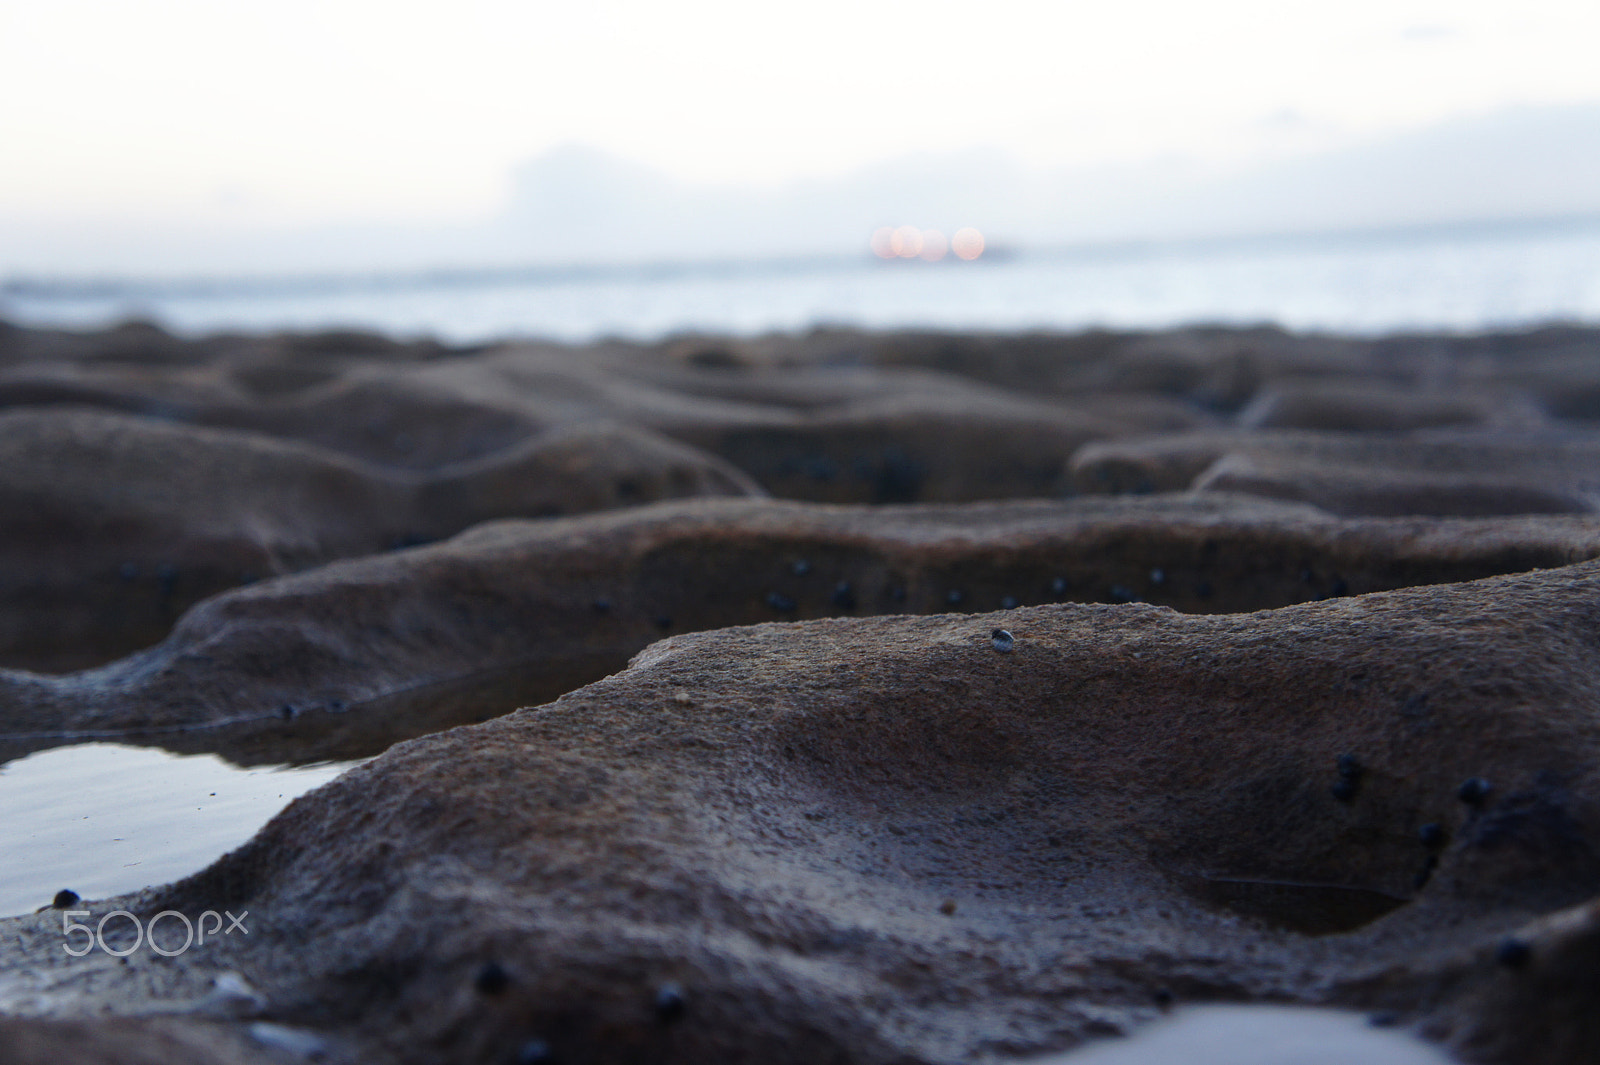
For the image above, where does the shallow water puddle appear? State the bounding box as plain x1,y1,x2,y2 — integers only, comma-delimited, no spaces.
1033,1005,1455,1064
0,742,360,917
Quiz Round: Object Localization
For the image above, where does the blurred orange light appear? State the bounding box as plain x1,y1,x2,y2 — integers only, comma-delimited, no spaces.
951,227,984,261
870,226,897,259
920,229,947,262
891,224,923,258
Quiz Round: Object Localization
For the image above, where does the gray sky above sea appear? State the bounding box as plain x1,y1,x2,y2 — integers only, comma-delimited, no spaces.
3,1,1599,277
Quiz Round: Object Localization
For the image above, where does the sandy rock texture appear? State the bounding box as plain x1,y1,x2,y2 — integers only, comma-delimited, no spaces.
6,563,1600,1064
6,318,1600,1064
7,494,1600,767
1071,429,1600,516
0,321,1172,505
0,321,1215,670
0,407,759,671
6,318,1600,674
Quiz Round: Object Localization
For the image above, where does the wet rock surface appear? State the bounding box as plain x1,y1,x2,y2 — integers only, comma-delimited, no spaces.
5,318,1600,1063
6,566,1600,1063
7,494,1600,768
0,407,758,671
1072,429,1600,516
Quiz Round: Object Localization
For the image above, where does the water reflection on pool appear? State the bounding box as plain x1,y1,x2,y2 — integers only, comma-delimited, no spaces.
1039,1005,1454,1064
0,743,361,917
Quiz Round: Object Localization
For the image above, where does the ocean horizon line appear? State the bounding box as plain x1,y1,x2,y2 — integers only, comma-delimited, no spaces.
7,209,1600,306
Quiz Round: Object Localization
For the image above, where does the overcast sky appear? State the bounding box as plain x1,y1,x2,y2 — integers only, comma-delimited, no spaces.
3,1,1599,273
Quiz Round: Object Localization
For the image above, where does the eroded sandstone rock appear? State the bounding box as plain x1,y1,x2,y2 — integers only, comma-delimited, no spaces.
0,323,1168,503
1071,429,1600,516
6,318,1600,1064
9,494,1600,766
1236,380,1543,432
5,562,1600,1063
0,407,758,671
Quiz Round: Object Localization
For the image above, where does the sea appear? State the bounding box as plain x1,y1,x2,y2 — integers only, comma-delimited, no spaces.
4,217,1600,344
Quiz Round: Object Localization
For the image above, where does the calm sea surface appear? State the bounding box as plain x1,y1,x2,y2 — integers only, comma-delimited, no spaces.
5,220,1600,343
